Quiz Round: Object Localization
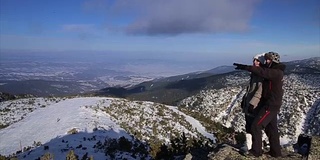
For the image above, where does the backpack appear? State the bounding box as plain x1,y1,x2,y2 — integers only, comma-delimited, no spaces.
297,134,312,156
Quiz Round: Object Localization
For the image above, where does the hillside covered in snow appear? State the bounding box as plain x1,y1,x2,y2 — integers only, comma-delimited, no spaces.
0,97,215,159
0,57,319,159
178,73,320,144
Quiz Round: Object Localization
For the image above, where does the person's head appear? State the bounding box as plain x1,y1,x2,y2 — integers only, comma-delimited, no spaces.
264,52,280,66
253,54,265,67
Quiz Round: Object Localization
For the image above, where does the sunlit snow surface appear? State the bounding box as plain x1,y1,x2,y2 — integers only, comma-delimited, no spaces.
0,97,215,159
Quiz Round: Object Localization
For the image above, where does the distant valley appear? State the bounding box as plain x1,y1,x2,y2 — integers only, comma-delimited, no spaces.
0,51,218,97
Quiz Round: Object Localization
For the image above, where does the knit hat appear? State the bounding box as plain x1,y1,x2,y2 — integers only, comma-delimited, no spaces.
253,53,265,64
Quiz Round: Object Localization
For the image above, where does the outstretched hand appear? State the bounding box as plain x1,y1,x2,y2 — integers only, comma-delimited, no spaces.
233,63,248,70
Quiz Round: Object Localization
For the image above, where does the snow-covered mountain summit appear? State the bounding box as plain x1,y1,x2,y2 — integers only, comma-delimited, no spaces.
0,97,214,159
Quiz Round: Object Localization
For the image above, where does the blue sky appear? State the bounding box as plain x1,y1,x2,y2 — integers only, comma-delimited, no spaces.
0,0,319,66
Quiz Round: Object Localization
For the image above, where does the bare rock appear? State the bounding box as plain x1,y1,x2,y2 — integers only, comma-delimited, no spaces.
207,144,303,160
308,136,320,160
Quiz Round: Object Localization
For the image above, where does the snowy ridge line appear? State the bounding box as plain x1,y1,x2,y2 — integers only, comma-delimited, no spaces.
167,106,216,142
0,97,65,126
225,88,244,117
0,97,131,159
303,99,320,134
0,96,215,159
214,87,245,126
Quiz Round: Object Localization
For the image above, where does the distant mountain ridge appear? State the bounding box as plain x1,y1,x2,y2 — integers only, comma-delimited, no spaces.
201,65,235,75
283,57,320,74
95,57,320,105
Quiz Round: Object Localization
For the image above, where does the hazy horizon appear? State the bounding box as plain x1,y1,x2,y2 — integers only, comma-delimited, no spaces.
1,49,318,74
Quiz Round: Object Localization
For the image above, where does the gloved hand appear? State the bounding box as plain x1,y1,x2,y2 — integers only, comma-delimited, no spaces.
233,63,248,70
248,104,254,113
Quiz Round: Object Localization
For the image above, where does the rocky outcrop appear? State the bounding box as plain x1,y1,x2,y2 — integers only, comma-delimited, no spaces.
207,144,302,160
308,136,320,160
184,136,320,160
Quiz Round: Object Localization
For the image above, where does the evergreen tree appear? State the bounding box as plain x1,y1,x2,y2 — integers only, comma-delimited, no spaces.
155,144,173,160
40,152,54,160
66,150,78,160
118,136,132,152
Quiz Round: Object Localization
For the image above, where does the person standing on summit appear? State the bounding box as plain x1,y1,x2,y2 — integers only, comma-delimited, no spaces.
234,52,286,158
240,53,265,153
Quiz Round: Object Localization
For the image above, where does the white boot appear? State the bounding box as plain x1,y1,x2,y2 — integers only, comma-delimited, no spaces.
246,133,252,150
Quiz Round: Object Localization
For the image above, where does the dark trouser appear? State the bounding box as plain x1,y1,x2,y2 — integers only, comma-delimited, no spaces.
245,114,254,133
250,106,282,157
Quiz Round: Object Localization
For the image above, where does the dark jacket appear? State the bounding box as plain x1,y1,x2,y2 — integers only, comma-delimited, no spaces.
246,63,286,111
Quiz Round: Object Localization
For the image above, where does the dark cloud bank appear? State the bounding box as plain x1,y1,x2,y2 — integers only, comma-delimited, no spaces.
84,0,260,36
